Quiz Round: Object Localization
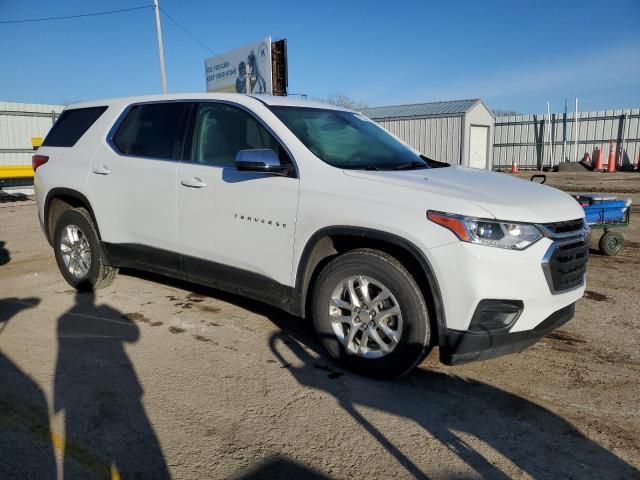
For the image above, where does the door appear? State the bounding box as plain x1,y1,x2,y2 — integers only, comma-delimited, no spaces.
177,102,299,289
469,125,489,169
88,102,191,270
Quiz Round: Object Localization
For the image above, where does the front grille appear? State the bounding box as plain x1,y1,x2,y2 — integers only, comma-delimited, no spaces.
545,238,589,293
543,219,585,235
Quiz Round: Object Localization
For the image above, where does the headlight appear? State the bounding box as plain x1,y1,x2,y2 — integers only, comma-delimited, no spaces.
427,211,543,250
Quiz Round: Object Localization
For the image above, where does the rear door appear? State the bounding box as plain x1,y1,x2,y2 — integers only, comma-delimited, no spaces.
176,101,299,289
88,102,191,272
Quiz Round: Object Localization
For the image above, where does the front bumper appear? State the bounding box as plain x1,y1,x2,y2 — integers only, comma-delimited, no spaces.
439,303,575,365
424,234,586,364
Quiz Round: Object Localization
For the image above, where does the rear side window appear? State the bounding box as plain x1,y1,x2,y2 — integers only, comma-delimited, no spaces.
43,106,107,147
112,102,190,160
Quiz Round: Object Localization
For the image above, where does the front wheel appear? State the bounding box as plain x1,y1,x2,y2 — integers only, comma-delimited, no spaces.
311,249,432,379
53,207,117,291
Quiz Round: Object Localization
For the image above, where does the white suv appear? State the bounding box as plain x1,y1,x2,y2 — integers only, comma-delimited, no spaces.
34,94,588,378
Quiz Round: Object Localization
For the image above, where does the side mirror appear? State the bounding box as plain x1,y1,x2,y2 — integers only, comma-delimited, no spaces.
235,149,292,176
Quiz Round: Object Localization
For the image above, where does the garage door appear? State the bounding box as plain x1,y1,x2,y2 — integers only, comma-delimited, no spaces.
469,125,489,169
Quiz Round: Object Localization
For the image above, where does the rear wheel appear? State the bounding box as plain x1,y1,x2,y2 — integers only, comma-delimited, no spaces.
599,231,623,256
53,207,117,290
312,249,432,379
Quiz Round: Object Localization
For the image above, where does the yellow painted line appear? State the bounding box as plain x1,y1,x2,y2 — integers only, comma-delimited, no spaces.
51,429,121,478
0,165,34,179
50,431,65,452
111,464,122,480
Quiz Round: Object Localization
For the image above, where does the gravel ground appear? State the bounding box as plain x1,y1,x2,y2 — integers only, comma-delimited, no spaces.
0,174,638,479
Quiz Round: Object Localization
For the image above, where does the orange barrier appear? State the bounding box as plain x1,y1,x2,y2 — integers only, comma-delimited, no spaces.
607,142,616,173
593,147,603,171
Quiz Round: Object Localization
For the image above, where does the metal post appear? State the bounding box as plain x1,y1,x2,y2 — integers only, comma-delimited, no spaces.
619,113,628,168
539,115,545,171
547,102,554,169
574,98,579,163
562,99,568,162
153,0,167,94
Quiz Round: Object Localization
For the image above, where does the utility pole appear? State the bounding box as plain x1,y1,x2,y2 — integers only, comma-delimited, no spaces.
153,0,167,94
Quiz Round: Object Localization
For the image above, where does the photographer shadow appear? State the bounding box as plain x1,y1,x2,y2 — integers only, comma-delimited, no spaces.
0,296,57,480
54,291,170,479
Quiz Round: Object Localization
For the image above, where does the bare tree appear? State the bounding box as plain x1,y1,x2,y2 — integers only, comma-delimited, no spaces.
315,93,369,110
492,109,523,117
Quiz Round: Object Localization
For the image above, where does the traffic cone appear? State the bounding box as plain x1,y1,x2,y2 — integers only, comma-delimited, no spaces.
607,141,616,173
593,147,603,171
510,159,519,173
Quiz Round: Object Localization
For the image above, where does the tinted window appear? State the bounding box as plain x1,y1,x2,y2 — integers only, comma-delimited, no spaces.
43,106,107,147
190,103,288,167
271,107,429,170
113,102,190,160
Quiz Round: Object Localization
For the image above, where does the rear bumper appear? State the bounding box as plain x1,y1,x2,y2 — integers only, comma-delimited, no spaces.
439,303,575,365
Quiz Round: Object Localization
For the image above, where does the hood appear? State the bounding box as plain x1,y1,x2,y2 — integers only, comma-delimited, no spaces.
344,166,584,223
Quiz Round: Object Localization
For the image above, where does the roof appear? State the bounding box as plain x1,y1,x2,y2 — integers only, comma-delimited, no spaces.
360,99,484,120
65,93,351,112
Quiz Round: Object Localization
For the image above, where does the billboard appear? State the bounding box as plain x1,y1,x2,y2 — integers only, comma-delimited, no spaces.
205,38,273,94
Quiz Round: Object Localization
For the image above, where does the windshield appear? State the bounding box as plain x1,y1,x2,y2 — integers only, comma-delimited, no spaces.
270,106,429,170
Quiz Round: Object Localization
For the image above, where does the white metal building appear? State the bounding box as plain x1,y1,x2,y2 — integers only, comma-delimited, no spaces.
360,99,495,169
0,102,64,167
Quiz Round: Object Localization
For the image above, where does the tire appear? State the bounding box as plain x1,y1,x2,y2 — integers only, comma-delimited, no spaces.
53,207,117,291
599,231,623,256
311,248,432,379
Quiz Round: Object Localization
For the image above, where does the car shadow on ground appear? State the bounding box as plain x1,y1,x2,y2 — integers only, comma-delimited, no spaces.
122,269,639,480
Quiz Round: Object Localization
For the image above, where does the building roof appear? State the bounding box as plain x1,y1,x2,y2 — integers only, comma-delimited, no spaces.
360,99,484,120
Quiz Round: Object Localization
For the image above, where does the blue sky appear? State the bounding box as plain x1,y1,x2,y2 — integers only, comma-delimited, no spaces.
1,0,639,113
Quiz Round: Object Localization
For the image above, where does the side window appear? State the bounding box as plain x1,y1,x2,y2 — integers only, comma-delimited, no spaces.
43,106,107,147
190,103,289,167
112,102,189,160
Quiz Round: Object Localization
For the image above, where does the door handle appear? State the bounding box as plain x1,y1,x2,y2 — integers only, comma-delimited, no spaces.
180,177,207,188
92,165,111,175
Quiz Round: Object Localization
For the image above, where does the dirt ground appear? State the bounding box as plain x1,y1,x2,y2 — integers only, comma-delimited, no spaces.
0,173,638,479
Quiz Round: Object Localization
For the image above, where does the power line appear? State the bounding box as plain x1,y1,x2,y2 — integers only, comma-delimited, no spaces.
0,5,152,24
159,7,227,63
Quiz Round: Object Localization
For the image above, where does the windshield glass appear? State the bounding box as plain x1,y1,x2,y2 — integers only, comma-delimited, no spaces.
270,106,429,170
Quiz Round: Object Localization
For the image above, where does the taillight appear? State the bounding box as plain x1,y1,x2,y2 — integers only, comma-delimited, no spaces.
32,154,49,171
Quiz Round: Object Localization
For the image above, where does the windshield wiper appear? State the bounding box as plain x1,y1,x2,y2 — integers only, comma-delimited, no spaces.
345,165,382,171
393,161,429,170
